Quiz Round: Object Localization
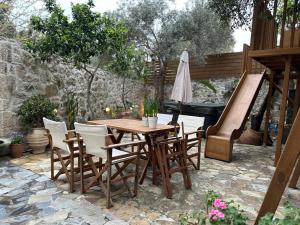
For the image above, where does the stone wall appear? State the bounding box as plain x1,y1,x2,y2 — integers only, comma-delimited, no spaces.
165,77,239,104
0,39,268,137
0,39,151,137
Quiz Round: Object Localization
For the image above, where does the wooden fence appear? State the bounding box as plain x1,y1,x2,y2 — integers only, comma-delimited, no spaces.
149,46,265,83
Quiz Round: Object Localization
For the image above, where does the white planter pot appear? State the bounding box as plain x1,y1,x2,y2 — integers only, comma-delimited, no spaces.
142,117,149,127
148,117,158,129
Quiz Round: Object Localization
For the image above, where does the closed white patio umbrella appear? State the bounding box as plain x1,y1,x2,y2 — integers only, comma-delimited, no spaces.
171,50,193,107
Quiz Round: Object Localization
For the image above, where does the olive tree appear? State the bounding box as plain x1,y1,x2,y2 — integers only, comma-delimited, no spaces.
26,0,128,119
107,44,150,109
114,0,234,109
208,0,300,29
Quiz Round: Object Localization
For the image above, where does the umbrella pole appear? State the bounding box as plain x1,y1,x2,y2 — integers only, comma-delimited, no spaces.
179,101,182,114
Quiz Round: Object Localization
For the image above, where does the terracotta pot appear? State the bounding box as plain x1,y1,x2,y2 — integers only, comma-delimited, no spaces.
26,128,49,154
238,128,263,146
10,144,25,158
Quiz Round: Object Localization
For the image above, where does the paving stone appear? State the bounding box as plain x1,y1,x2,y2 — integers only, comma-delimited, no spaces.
1,142,300,224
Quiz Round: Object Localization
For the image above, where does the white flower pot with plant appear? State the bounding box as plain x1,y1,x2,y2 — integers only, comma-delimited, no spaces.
142,99,150,127
148,98,158,129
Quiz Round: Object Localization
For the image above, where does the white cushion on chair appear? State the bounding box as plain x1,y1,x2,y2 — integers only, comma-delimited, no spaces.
43,117,70,152
157,113,173,124
112,148,128,158
74,122,108,160
177,115,205,137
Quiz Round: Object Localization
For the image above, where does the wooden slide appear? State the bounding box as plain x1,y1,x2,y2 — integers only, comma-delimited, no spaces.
205,71,265,162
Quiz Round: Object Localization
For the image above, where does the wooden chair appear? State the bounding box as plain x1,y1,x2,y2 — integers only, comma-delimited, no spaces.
177,115,204,170
150,132,191,198
74,122,145,208
43,117,79,193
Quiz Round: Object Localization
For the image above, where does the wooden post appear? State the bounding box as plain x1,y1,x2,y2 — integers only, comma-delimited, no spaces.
292,78,300,121
255,109,300,225
274,56,291,166
289,158,300,188
263,73,274,145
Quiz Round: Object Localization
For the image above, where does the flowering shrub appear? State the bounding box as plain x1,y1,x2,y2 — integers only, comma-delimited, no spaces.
179,190,248,225
10,132,25,144
259,202,300,225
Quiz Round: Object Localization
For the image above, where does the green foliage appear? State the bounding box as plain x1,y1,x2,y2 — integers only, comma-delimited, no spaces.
172,1,234,62
208,0,256,28
115,0,234,62
221,201,248,225
114,0,234,107
277,0,300,28
107,44,150,109
143,99,151,117
10,132,25,144
65,92,78,130
26,0,128,118
17,95,58,130
0,0,17,38
178,210,207,225
146,98,158,117
208,0,300,29
259,202,300,225
179,190,248,225
143,98,158,117
198,80,217,94
204,190,220,212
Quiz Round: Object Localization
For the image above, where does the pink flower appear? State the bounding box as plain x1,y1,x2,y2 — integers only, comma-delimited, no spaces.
208,209,225,220
213,199,227,209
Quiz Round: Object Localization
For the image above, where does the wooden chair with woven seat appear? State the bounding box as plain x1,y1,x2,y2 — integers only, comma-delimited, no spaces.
177,115,204,170
149,132,191,199
74,122,145,208
43,117,80,193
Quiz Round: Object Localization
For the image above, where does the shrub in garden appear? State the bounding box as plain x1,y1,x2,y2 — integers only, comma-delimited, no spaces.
259,202,300,225
179,190,248,225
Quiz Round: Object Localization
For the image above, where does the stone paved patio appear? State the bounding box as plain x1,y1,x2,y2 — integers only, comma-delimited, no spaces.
1,142,300,225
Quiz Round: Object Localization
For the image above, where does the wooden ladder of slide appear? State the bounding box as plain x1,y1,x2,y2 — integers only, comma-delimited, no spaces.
255,109,300,224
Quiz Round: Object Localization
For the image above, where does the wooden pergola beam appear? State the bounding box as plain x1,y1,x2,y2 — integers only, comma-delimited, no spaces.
263,73,274,145
274,56,292,166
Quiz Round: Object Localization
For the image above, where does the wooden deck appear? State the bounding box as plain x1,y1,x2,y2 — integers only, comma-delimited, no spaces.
249,48,300,71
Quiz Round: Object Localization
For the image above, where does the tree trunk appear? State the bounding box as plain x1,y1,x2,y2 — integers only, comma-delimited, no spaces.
122,76,127,109
86,73,95,120
157,58,166,112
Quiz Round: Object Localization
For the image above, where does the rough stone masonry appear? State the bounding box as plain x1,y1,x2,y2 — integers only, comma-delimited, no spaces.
0,38,267,137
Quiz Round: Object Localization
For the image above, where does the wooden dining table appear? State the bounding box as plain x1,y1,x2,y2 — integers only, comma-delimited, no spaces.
88,118,175,185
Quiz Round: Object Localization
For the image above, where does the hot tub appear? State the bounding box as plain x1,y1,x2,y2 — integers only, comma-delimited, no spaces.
164,101,225,136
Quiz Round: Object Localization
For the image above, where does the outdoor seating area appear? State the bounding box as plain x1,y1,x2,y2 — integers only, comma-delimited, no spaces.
2,0,300,224
2,142,300,224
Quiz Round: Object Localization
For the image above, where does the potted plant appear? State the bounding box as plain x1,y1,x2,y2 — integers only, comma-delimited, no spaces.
142,99,150,127
17,95,58,154
148,98,158,129
10,132,25,158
